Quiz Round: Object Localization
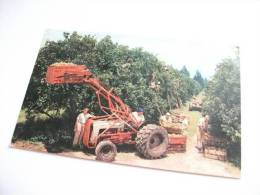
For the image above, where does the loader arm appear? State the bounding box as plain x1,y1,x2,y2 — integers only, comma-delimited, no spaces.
46,63,142,129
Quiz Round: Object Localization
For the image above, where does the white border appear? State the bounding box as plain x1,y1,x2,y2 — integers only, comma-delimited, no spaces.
0,1,259,194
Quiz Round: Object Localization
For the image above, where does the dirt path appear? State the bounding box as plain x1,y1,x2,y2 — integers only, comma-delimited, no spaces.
12,110,240,178
12,133,240,178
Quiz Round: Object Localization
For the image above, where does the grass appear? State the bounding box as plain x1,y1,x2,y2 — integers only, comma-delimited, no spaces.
17,110,27,123
174,103,202,137
172,93,204,137
13,108,71,144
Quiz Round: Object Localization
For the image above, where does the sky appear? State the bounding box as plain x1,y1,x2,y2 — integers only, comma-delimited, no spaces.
42,29,239,79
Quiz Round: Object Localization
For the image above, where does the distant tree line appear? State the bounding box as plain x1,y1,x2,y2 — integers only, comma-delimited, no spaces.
180,66,208,90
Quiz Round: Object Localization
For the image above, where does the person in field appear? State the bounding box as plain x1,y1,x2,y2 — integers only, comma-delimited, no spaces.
73,108,93,147
196,114,209,152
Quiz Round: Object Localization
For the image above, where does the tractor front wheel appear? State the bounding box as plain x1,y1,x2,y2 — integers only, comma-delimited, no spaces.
95,140,117,162
136,124,168,159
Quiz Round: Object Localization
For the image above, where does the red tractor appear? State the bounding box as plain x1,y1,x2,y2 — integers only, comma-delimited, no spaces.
46,63,170,162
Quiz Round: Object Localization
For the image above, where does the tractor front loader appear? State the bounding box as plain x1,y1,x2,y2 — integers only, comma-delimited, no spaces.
46,63,169,162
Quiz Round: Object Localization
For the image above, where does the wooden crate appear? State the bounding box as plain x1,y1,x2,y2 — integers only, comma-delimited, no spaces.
168,134,187,153
165,125,183,134
168,144,186,152
203,146,227,161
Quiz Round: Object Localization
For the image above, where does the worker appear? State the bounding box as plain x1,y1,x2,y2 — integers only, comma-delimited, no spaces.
73,108,93,147
160,112,172,126
182,118,189,129
165,112,172,122
196,114,209,152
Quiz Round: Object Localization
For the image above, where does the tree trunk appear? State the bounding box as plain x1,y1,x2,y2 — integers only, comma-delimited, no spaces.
167,92,172,110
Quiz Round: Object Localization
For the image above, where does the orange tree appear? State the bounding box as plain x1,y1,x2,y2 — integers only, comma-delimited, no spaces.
203,58,241,166
14,32,203,145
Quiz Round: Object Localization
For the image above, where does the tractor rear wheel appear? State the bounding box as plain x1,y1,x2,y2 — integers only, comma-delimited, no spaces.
95,140,117,162
136,124,168,159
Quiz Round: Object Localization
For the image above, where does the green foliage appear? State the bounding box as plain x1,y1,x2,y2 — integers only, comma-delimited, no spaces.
203,58,241,166
13,116,73,147
180,65,190,77
204,78,208,87
193,70,205,89
18,31,203,144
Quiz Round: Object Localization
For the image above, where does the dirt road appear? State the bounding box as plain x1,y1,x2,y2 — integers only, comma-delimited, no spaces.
12,133,240,178
12,105,240,178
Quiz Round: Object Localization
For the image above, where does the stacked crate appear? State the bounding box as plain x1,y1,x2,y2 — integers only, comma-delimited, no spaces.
203,147,227,161
168,134,187,152
160,112,188,153
201,132,227,161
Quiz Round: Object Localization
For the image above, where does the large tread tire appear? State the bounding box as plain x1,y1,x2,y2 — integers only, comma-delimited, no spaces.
95,140,117,162
136,124,168,159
